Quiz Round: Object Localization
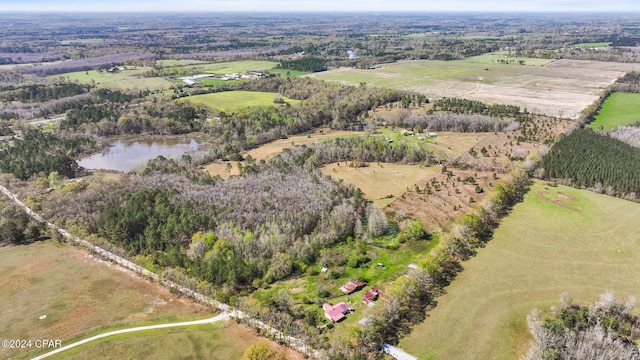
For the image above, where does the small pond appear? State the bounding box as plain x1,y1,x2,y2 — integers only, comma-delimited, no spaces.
78,139,201,172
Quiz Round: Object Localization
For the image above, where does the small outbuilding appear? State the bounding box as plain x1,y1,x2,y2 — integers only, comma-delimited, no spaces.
340,280,366,294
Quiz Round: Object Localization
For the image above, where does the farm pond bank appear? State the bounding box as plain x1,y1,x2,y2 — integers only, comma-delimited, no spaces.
78,139,201,172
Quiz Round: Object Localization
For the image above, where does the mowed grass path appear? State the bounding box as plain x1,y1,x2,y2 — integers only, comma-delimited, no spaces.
320,163,441,207
179,91,299,113
590,92,640,130
399,181,640,359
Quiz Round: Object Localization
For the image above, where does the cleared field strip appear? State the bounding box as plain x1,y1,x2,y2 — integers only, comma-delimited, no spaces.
179,91,300,113
399,181,640,359
58,68,173,90
320,163,441,208
590,92,640,130
308,59,640,118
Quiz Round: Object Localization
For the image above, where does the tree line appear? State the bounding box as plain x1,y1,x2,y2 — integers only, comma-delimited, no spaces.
0,82,91,103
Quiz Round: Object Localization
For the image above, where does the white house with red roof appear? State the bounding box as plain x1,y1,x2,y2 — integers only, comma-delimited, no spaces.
322,302,353,322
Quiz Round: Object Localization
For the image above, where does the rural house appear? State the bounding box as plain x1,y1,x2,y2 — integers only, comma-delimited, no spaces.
323,302,353,322
340,280,366,294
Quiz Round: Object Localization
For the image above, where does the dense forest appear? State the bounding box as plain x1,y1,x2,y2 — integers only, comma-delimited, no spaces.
276,57,327,72
0,129,93,180
541,129,640,198
0,195,46,246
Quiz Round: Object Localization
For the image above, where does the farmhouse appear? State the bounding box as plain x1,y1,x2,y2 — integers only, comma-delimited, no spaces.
323,302,353,322
340,280,366,294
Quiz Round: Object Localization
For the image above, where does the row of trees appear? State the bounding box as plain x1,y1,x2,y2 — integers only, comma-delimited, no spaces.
432,97,522,118
541,129,640,198
276,57,327,72
0,82,91,103
403,113,516,133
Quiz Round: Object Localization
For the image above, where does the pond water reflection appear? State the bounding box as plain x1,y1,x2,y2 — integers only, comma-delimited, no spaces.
78,139,200,172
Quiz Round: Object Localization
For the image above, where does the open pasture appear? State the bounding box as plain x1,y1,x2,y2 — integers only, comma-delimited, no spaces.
309,59,639,118
47,322,301,360
464,51,553,66
183,60,277,75
0,241,213,359
320,162,441,208
399,181,640,359
57,67,173,90
179,91,299,113
590,92,640,130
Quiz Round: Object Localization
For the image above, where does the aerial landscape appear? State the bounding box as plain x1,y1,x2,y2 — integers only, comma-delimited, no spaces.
2,1,640,359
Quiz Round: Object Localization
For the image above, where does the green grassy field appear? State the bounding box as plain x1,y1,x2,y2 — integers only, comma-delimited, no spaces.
59,39,108,44
267,69,309,76
184,60,277,75
399,181,640,359
571,42,611,48
156,59,209,67
45,322,270,360
590,92,640,130
464,51,553,66
0,241,214,360
57,67,173,90
179,91,299,113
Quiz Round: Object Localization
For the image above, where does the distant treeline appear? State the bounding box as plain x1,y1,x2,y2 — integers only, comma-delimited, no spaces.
0,82,91,103
276,57,327,72
13,53,156,76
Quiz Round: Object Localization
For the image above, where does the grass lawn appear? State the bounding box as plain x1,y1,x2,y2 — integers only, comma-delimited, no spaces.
156,59,209,67
178,91,299,113
571,42,611,48
267,69,309,77
184,60,277,75
464,51,554,66
399,181,640,359
320,162,441,208
0,240,215,360
45,322,298,360
590,92,640,130
56,67,173,90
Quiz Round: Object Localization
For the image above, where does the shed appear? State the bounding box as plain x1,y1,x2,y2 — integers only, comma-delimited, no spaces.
382,343,418,360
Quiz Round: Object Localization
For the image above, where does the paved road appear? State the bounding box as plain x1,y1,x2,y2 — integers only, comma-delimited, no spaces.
30,312,230,360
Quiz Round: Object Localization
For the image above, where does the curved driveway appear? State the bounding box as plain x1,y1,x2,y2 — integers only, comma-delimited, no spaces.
31,312,230,360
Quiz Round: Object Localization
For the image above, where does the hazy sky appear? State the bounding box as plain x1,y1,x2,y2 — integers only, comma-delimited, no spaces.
2,0,640,12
